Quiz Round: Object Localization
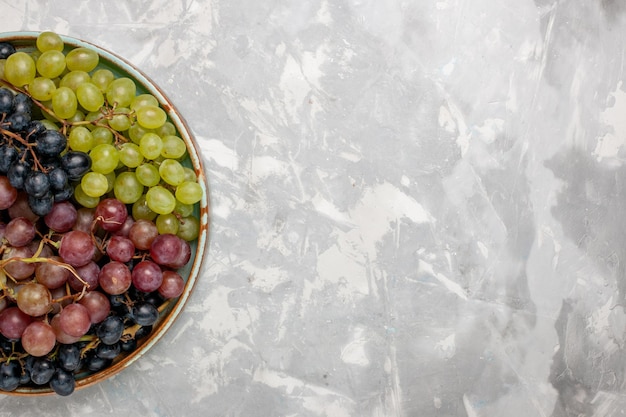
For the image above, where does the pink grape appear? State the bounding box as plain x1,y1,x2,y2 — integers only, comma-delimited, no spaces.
106,235,135,263
35,256,70,289
58,303,91,337
44,201,77,232
158,270,185,299
94,198,128,232
150,234,190,268
21,321,56,357
5,216,36,247
131,260,163,293
98,261,132,295
73,207,95,233
78,291,111,323
3,245,36,280
0,176,17,210
59,230,95,267
8,192,38,222
68,261,100,292
16,283,52,317
50,314,81,344
128,219,158,250
0,307,32,340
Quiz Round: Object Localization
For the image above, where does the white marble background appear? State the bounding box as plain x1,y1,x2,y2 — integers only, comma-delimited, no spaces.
1,0,626,416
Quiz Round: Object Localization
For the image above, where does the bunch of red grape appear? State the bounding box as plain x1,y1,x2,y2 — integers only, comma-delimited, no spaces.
0,32,203,396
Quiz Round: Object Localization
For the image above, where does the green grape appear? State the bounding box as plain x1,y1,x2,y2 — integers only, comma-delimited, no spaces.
0,59,6,81
51,86,78,119
35,50,66,79
65,47,99,72
119,142,144,168
105,171,116,193
91,68,114,92
85,111,108,129
139,133,163,160
113,171,144,204
156,213,179,235
128,123,152,144
66,109,85,124
132,195,158,221
4,52,36,87
40,119,60,131
28,77,56,101
159,159,185,186
91,126,113,145
106,77,136,107
60,70,91,91
146,186,176,215
174,200,193,217
183,167,196,183
136,105,167,129
81,172,108,197
74,184,100,208
156,121,177,138
90,143,119,174
177,216,200,241
135,163,160,187
36,31,64,52
68,126,94,152
76,82,104,112
130,94,158,110
175,181,203,205
108,107,132,131
161,135,187,159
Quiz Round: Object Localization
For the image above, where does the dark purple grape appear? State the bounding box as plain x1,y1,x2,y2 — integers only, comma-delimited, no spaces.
35,130,67,158
58,343,81,372
0,43,15,60
24,170,50,198
131,302,159,326
28,192,54,216
23,120,46,139
6,112,30,132
96,341,121,360
61,151,91,180
120,337,137,352
85,352,111,372
48,167,68,190
30,357,55,385
50,368,75,396
7,159,31,189
13,93,32,115
0,88,13,114
53,184,73,202
0,361,20,392
96,315,124,345
0,146,17,174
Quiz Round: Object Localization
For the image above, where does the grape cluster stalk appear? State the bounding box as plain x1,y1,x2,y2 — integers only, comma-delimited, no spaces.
0,31,203,395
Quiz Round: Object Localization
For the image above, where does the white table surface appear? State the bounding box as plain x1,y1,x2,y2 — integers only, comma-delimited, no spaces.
0,0,625,416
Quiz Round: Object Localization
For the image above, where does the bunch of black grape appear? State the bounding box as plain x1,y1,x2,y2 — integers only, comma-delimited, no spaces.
0,87,91,216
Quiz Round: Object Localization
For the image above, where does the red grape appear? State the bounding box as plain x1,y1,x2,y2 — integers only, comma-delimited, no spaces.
128,219,158,250
21,321,56,357
68,261,100,292
16,283,52,317
3,245,36,280
5,217,35,247
106,235,135,263
78,291,110,323
94,198,127,232
0,307,32,339
44,201,77,232
59,303,91,337
131,260,163,293
158,270,185,299
0,176,17,210
35,256,70,289
98,261,132,295
150,234,190,268
59,230,95,267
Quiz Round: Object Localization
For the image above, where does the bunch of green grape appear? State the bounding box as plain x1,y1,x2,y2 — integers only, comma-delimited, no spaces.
0,31,203,240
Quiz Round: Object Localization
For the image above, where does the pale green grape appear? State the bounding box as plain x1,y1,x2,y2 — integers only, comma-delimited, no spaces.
51,86,78,119
28,77,56,101
91,68,114,92
174,200,193,217
108,107,132,131
130,94,158,110
136,105,166,129
135,163,160,187
68,126,94,152
156,213,179,235
105,171,116,193
0,59,6,81
113,172,144,204
4,52,36,86
132,195,158,221
66,109,85,124
81,172,108,197
175,181,203,205
92,126,113,145
36,31,64,52
89,143,119,174
85,111,108,129
106,77,136,108
35,50,66,79
146,186,176,215
74,184,100,208
139,133,163,160
177,216,200,241
159,159,185,186
161,135,187,159
65,47,99,72
60,70,91,91
76,82,104,112
128,123,153,144
183,167,197,183
40,119,60,131
119,142,144,168
156,121,177,138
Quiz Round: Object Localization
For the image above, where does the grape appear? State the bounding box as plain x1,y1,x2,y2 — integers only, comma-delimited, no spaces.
72,207,94,233
0,361,20,392
91,69,114,92
35,50,66,79
6,111,30,132
136,105,167,129
89,143,119,174
131,93,158,110
4,217,36,246
132,260,163,293
65,47,99,72
113,171,143,204
0,43,15,59
78,291,110,323
113,215,134,237
128,219,158,250
96,342,120,360
44,200,77,232
91,126,113,145
16,283,52,317
0,307,32,339
132,195,157,221
58,344,81,372
145,185,176,214
36,129,67,157
58,303,91,337
105,77,136,108
36,31,63,52
21,321,56,357
48,167,69,192
131,302,159,326
107,235,135,263
161,135,187,159
76,82,104,112
108,107,131,131
51,86,78,119
50,314,81,344
0,176,17,209
61,151,91,180
59,230,95,267
150,234,191,268
30,357,55,385
50,368,75,396
96,315,124,345
118,142,143,168
128,122,152,144
94,198,128,232
158,270,185,299
98,261,132,295
29,192,55,216
3,246,36,280
68,126,95,152
177,215,200,241
4,52,36,86
35,257,70,289
156,213,179,235
8,192,37,222
159,159,185,186
135,163,160,187
7,159,31,189
28,77,56,101
59,70,91,91
24,171,50,198
68,261,100,292
139,132,163,160
175,181,203,205
73,183,99,208
81,172,108,198
157,121,177,137
0,88,13,114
